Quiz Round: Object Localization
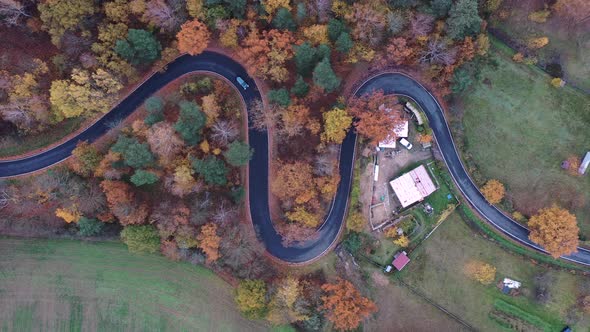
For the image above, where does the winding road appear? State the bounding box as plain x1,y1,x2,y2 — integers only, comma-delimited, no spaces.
1,51,589,265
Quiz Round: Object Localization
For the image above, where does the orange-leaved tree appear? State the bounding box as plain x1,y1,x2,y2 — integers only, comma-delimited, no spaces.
481,179,505,204
271,160,317,205
198,223,221,263
528,205,579,258
321,279,377,330
564,155,581,176
176,19,210,55
347,90,404,144
100,180,149,225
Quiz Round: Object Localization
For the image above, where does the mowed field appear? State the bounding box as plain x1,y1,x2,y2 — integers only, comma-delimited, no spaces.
399,212,590,331
0,237,268,332
457,46,590,236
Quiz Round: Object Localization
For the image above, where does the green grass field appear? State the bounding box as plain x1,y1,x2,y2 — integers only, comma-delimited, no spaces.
0,237,268,332
490,3,590,91
457,46,590,237
398,212,590,331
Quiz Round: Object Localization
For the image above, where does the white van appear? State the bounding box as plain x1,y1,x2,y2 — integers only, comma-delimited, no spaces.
399,138,413,150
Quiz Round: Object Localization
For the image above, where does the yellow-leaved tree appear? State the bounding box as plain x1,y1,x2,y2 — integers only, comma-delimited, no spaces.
346,211,365,232
55,206,81,223
464,260,496,285
235,279,268,319
49,68,123,120
481,179,505,204
321,107,352,144
528,205,579,258
267,276,308,324
527,36,549,49
262,0,291,17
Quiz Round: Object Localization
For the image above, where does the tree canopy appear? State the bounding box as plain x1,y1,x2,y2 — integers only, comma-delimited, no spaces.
193,156,228,186
130,170,160,186
272,7,296,31
528,205,579,258
111,135,154,169
78,217,104,237
312,57,340,93
235,279,268,319
321,107,352,144
224,140,253,167
121,225,161,253
177,19,211,56
38,0,96,45
481,179,505,204
175,100,206,145
321,279,377,330
447,0,482,40
115,29,162,65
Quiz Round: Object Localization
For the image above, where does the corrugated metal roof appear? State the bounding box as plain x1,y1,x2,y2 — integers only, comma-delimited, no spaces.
389,165,437,208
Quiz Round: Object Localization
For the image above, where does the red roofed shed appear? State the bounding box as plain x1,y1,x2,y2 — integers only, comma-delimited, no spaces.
392,251,410,271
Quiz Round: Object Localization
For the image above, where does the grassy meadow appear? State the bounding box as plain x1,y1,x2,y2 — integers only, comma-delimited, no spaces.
456,44,590,237
399,212,590,331
0,237,268,332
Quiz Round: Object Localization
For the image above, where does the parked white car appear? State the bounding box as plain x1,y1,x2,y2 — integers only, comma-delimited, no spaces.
236,76,249,90
399,138,413,150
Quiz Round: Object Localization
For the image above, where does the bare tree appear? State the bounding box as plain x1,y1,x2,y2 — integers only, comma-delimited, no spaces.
410,13,434,38
314,154,334,176
0,187,10,210
77,181,106,215
211,201,237,225
210,120,239,146
143,0,179,32
0,0,30,26
147,122,184,165
420,39,457,66
309,0,332,23
248,99,277,131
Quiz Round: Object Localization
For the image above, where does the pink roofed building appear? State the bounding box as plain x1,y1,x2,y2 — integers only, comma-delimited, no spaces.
389,165,437,208
392,251,410,271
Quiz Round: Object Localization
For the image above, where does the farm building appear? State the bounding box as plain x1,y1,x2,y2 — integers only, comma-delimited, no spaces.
392,251,411,271
389,165,437,208
579,152,590,175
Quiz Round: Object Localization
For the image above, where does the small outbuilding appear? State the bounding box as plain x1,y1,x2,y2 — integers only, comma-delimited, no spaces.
378,121,409,149
392,251,410,271
579,152,590,175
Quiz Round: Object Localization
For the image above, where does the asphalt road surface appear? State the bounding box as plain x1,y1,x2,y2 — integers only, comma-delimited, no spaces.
1,52,589,265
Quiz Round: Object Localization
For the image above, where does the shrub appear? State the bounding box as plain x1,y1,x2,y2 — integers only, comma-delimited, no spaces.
528,10,550,23
291,76,309,97
121,225,161,253
464,260,496,284
78,217,104,236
